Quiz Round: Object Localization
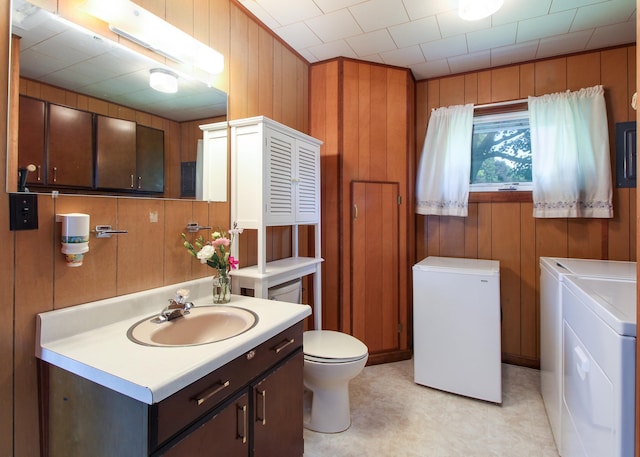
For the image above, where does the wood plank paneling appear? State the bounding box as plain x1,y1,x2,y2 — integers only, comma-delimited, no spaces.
415,46,636,365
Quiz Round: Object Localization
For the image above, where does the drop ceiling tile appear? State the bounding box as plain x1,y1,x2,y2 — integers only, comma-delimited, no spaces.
237,0,281,28
467,22,517,53
586,20,636,49
448,50,491,74
491,0,552,26
349,0,410,32
401,0,456,20
516,9,576,42
380,45,426,66
550,0,608,13
276,22,323,49
359,53,385,64
313,0,364,13
305,8,362,42
420,34,467,61
298,48,319,62
490,40,539,67
410,58,451,80
388,16,441,48
536,29,593,58
307,39,358,61
437,9,492,38
347,29,397,56
251,0,323,26
571,0,636,31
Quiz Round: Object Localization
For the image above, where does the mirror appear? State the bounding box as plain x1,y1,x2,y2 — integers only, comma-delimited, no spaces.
9,0,228,198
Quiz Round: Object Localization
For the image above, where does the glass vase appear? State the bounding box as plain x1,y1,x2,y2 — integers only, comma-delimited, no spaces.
212,270,231,303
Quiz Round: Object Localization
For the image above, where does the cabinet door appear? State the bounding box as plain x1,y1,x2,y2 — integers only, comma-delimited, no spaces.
18,96,45,186
252,351,304,457
48,104,93,187
96,115,136,190
265,128,295,225
294,139,320,223
136,125,164,193
351,181,401,354
159,392,249,457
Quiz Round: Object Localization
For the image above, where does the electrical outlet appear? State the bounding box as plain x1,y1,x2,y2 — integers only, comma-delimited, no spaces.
9,193,38,231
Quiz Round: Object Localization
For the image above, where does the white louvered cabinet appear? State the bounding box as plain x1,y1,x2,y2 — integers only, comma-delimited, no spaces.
229,117,323,328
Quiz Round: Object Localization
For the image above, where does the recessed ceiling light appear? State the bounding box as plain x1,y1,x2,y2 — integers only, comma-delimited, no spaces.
149,68,178,94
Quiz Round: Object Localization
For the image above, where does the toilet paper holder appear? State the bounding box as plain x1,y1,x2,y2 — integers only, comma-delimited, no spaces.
94,225,129,238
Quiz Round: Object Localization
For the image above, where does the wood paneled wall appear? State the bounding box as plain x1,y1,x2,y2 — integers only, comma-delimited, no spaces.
0,0,311,455
416,45,637,367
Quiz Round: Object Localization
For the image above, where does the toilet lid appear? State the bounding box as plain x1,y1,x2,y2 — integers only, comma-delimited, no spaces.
303,330,368,363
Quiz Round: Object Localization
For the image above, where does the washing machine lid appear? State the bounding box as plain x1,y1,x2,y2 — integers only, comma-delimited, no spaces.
549,257,637,280
303,330,368,362
413,256,499,276
564,276,637,337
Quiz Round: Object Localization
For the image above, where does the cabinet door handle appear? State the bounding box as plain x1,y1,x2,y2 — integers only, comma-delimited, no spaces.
256,389,266,425
272,338,295,354
353,204,358,219
130,174,135,188
36,165,41,182
237,404,247,444
137,176,142,189
192,380,230,406
52,166,57,183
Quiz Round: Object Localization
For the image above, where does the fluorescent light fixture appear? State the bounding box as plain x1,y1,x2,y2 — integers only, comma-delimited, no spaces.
81,0,224,76
458,0,503,21
149,68,178,93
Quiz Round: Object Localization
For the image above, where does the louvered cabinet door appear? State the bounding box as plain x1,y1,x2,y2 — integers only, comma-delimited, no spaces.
264,129,295,225
294,139,320,223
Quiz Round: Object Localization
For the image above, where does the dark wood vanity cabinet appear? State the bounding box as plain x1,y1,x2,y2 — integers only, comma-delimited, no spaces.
18,97,93,188
96,116,164,193
18,96,45,186
46,322,304,457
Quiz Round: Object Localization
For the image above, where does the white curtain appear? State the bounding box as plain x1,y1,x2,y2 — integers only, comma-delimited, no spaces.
529,85,613,218
416,104,474,217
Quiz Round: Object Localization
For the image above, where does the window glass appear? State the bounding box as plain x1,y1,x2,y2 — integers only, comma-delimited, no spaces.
470,110,532,191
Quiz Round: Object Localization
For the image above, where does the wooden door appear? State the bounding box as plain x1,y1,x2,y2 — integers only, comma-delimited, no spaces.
252,351,303,457
18,96,45,186
351,181,401,355
96,115,136,190
158,392,249,457
48,103,93,187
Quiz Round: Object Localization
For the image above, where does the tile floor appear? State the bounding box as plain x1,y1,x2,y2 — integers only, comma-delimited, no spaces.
303,359,560,457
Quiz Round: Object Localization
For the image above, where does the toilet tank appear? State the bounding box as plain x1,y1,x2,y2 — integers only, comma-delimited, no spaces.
268,279,302,304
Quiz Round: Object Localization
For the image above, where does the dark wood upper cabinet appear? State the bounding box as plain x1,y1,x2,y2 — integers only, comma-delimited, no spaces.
48,104,93,188
136,125,164,193
96,115,136,190
18,96,45,186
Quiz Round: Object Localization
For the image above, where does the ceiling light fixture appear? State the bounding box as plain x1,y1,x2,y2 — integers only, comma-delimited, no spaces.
81,0,224,79
458,0,503,21
149,68,179,93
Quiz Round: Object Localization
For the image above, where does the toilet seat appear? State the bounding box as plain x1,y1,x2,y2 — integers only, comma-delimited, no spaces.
303,330,368,363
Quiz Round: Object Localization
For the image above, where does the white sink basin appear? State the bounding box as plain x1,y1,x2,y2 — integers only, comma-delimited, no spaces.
128,306,258,347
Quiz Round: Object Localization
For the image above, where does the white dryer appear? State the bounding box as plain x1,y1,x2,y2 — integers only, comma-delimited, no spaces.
539,257,636,453
561,276,636,457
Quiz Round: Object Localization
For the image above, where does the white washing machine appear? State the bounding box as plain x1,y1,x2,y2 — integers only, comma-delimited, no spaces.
561,276,636,457
539,257,636,453
413,256,501,403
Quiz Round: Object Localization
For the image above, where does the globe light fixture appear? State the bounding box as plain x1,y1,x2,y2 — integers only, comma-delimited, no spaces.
459,0,503,21
149,68,178,94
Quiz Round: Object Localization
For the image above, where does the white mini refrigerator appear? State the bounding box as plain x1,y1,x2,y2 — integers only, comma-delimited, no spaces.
413,256,502,403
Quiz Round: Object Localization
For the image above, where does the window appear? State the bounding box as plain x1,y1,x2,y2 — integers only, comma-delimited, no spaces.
469,109,532,192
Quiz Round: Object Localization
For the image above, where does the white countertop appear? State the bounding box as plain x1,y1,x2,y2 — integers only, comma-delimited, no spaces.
36,278,311,404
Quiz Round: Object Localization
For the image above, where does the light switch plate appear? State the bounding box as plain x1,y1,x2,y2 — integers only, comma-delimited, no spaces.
9,193,38,230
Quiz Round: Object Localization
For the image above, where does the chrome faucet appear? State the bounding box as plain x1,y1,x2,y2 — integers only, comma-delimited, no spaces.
157,289,194,322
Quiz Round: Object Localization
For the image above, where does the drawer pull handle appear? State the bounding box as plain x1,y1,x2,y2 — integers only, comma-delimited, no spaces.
193,380,230,406
237,404,247,444
273,338,295,354
256,389,266,425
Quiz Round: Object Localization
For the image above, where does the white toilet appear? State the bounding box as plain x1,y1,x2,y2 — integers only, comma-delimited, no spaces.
268,280,369,434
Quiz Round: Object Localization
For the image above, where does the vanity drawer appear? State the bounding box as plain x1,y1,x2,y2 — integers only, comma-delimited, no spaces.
151,322,303,449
